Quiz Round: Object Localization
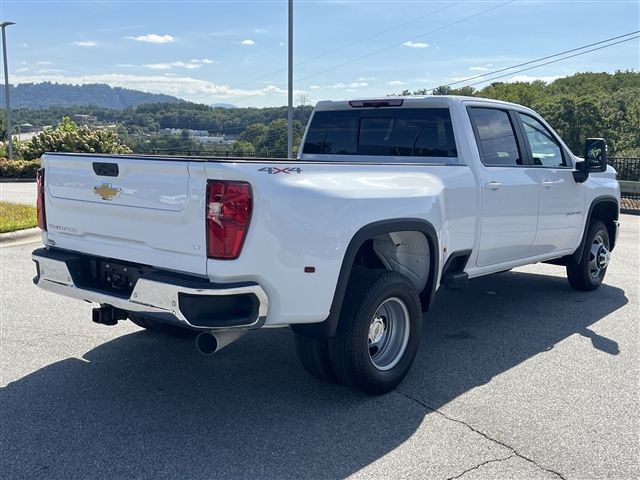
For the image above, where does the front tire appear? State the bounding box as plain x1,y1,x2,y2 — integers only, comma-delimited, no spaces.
328,270,422,395
566,220,611,291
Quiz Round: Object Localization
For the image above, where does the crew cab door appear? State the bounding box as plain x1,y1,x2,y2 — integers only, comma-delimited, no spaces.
515,112,586,254
468,107,539,267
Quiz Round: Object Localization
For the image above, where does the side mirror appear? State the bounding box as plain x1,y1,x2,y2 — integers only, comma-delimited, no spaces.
583,138,607,172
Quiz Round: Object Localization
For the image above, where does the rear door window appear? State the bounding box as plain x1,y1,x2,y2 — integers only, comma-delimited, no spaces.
303,108,457,159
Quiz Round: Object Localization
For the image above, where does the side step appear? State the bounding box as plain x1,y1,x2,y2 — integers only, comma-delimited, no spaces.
442,271,469,287
440,249,472,287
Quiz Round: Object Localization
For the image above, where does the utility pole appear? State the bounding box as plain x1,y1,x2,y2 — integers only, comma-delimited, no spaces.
297,94,308,107
287,0,293,159
1,21,15,160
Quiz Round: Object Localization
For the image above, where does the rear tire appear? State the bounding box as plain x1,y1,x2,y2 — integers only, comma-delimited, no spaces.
294,334,338,383
566,220,610,291
328,270,422,395
128,313,197,337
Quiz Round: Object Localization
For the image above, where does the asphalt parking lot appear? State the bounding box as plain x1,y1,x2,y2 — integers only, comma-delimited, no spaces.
1,215,638,479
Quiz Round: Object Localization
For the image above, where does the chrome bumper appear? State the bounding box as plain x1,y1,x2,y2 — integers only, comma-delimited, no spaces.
32,248,268,330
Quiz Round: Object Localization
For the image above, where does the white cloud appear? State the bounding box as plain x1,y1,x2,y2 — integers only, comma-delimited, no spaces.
310,85,320,89
19,43,28,48
124,59,216,70
469,66,488,71
125,33,175,44
143,63,176,70
10,73,289,101
387,80,407,86
143,61,202,70
402,40,429,49
240,39,255,45
358,76,376,81
254,28,268,34
329,82,368,89
279,41,286,47
16,67,29,73
36,61,52,65
73,40,98,47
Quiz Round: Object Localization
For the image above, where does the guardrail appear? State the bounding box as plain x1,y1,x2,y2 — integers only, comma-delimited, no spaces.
609,157,640,182
609,157,640,213
133,150,640,212
141,148,281,157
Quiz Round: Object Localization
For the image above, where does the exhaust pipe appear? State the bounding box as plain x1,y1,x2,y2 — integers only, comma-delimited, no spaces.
196,330,247,356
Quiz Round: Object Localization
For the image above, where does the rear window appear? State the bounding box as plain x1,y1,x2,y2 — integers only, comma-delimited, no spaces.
303,108,457,158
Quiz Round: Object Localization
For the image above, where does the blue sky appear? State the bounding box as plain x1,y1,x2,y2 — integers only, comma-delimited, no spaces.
1,0,638,107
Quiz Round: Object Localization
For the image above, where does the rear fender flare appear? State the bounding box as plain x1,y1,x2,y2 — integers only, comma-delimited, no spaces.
292,218,439,339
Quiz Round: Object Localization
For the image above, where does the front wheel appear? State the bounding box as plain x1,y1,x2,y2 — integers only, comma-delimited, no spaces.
566,220,611,291
329,270,422,395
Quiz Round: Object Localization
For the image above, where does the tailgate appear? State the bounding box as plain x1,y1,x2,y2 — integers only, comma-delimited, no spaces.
42,154,207,276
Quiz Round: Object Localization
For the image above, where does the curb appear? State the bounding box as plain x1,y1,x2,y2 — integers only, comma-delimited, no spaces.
0,178,36,183
0,227,41,244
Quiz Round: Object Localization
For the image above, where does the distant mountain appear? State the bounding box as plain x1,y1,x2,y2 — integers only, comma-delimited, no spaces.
0,82,184,109
210,103,237,109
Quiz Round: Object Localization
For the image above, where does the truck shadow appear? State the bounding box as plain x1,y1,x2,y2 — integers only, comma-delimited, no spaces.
0,271,628,479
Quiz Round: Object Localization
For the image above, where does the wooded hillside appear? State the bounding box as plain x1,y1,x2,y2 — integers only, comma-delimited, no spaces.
6,71,639,157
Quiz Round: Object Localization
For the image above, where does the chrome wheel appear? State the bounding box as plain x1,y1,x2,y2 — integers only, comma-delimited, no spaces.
368,297,410,371
589,233,610,280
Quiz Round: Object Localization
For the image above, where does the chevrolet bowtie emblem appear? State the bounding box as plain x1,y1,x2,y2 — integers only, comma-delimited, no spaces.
93,183,122,200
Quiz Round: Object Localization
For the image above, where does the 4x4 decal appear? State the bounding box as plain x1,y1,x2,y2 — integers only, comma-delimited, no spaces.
258,167,302,174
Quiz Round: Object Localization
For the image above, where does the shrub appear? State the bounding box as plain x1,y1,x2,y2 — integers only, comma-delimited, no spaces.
21,116,132,160
0,158,41,178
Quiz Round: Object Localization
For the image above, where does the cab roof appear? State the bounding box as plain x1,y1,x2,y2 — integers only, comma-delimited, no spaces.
313,95,527,111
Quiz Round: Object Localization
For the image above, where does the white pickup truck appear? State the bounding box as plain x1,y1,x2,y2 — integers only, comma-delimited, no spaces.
32,96,620,394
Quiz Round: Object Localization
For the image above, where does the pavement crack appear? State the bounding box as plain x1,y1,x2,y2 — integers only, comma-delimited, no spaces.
396,390,567,480
447,454,515,480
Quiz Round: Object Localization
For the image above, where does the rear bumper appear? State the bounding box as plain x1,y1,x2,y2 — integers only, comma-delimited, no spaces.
32,248,268,330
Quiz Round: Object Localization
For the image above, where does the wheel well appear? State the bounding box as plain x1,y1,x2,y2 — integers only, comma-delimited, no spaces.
566,197,619,265
291,219,439,339
590,200,619,250
350,230,435,314
353,231,431,294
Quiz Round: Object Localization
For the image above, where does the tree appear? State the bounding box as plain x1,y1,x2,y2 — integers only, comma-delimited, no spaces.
231,141,255,157
0,114,6,143
21,116,132,160
432,86,453,96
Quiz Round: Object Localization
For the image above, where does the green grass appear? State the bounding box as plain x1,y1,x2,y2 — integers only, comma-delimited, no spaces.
0,201,38,234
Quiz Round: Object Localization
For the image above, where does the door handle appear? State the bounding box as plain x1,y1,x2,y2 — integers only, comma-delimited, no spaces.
485,181,502,191
541,180,554,189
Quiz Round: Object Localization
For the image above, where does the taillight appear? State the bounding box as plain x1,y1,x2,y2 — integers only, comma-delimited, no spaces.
206,180,252,259
36,168,46,231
